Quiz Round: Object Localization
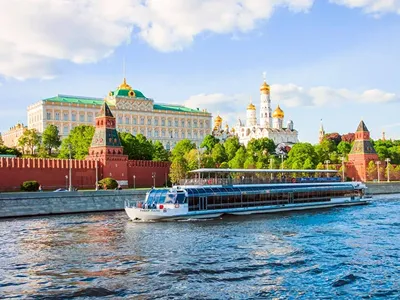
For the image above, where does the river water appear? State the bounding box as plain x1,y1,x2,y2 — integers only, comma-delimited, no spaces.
1,194,399,299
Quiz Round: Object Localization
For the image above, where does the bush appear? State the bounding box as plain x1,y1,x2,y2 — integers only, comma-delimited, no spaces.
98,177,118,190
21,180,40,191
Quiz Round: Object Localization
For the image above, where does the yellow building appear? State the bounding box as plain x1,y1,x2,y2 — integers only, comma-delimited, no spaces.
26,78,212,149
1,123,27,148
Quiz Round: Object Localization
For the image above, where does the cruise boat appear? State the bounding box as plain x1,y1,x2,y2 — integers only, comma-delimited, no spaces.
125,168,369,221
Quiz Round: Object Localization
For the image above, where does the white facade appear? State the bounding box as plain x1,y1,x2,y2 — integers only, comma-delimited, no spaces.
27,79,212,149
234,80,299,146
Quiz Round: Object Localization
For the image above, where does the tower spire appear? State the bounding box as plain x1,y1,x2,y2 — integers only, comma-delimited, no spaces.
319,119,325,143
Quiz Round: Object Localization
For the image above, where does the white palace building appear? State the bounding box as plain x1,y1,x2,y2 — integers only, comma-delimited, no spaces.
233,77,299,146
25,78,212,150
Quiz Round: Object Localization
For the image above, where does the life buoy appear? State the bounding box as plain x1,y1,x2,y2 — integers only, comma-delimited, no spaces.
175,204,180,208
291,178,296,183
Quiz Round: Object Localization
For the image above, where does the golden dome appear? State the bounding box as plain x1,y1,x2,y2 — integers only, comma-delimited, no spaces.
118,78,133,90
260,81,270,94
225,123,229,129
272,105,284,119
247,103,256,110
215,115,222,123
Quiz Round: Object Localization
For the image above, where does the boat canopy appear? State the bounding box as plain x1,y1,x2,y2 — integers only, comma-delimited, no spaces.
189,168,338,174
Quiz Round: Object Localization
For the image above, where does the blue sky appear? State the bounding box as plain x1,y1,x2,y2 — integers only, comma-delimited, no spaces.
0,0,399,144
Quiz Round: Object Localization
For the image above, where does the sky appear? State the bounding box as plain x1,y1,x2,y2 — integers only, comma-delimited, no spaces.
0,0,399,144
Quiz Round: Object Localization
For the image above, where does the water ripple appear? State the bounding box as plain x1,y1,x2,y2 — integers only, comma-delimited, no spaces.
0,197,399,298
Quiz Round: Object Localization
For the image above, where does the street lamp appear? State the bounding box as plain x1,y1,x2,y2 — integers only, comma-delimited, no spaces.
133,175,136,189
385,158,391,182
279,154,285,170
324,160,330,178
376,161,381,183
65,175,68,190
152,172,156,188
268,158,274,180
68,143,72,191
340,157,345,182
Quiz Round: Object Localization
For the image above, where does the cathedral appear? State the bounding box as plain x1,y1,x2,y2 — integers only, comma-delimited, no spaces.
223,77,299,146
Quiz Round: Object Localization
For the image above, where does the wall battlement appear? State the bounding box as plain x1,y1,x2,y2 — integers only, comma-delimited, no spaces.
0,157,97,169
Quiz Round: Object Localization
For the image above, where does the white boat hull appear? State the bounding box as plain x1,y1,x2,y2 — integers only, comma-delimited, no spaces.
125,198,368,221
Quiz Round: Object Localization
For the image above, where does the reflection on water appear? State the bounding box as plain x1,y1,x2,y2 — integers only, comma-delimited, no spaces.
1,194,400,299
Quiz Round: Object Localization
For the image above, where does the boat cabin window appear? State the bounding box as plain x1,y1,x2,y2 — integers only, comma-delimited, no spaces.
165,191,187,204
145,189,168,205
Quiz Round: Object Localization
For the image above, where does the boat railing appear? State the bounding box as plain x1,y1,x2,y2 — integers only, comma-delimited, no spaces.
125,199,142,208
179,177,341,186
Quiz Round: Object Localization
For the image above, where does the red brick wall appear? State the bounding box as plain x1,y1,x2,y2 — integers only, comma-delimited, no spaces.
0,157,171,191
127,160,171,188
0,157,97,191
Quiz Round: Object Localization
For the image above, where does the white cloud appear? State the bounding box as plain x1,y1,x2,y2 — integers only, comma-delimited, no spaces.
0,0,314,79
0,0,399,80
183,84,399,125
330,0,400,16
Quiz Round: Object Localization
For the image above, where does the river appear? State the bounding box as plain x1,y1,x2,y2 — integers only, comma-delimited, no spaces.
1,194,399,299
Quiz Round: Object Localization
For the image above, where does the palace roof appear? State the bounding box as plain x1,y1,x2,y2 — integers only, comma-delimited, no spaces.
42,95,208,114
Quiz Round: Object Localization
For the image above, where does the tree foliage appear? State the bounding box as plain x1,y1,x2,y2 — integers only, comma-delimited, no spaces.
224,136,241,161
59,125,95,159
18,129,41,155
200,135,220,154
42,124,61,155
153,141,169,161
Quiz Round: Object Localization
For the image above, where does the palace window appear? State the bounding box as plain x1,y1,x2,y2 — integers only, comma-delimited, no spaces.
194,131,198,138
188,120,191,127
55,112,60,120
133,128,137,135
88,114,93,123
140,117,144,125
161,118,165,126
147,128,152,137
63,112,68,121
79,114,85,122
118,116,123,124
154,118,159,126
199,121,203,128
162,130,166,137
154,130,159,137
46,112,52,120
181,120,185,127
175,131,178,138
168,119,172,127
133,117,137,125
140,128,144,135
147,118,152,125
188,132,192,138
125,116,130,124
182,131,185,138
174,119,178,127
194,120,198,128
71,113,76,122
63,126,69,135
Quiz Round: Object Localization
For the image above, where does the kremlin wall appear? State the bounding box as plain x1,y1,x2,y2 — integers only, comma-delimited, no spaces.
0,102,170,192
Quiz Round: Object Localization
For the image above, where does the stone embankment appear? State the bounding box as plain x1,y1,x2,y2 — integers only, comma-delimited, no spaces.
365,182,400,195
0,190,147,218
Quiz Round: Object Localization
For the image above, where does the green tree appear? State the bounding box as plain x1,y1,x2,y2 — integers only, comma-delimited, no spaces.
169,157,188,184
18,129,41,155
302,157,314,169
315,139,336,163
119,132,140,160
41,124,61,156
244,155,256,169
184,149,201,171
247,138,276,156
0,145,22,156
59,125,95,159
200,135,220,153
286,143,317,169
202,154,216,168
153,141,169,161
229,146,246,169
366,160,377,181
337,141,352,156
171,139,196,160
224,136,241,161
135,134,154,160
211,143,227,166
